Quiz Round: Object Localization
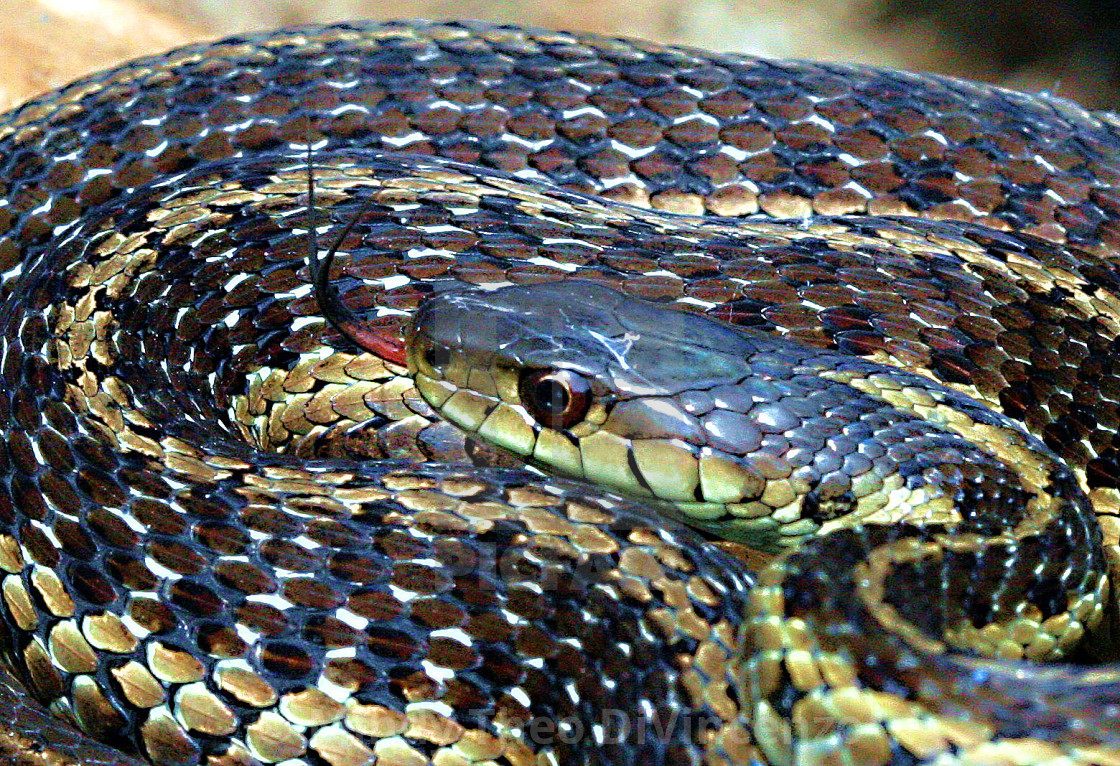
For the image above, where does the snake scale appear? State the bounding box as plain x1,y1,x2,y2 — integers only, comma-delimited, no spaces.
0,17,1118,766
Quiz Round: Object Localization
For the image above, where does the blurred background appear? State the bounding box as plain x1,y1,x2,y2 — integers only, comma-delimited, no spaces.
2,0,1118,112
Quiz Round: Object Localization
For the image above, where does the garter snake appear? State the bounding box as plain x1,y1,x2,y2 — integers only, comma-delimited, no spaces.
0,17,1117,766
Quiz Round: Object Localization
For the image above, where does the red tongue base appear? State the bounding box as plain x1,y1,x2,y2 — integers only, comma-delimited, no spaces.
341,320,408,366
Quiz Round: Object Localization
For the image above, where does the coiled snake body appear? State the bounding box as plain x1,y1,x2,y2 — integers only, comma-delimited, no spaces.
0,19,1118,766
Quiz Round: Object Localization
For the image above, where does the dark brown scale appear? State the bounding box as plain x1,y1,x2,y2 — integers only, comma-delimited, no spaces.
236,602,291,636
213,560,277,596
168,580,226,618
257,641,316,679
67,563,117,606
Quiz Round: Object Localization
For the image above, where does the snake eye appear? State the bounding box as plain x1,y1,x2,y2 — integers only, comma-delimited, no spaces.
518,369,591,429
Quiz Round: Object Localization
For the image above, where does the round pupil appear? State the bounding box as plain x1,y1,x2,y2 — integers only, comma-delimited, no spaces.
534,379,569,413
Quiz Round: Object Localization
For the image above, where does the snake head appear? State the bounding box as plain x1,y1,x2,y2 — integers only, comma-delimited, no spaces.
403,280,808,545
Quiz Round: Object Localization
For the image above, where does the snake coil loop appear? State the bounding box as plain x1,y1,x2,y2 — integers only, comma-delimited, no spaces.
0,19,1117,766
